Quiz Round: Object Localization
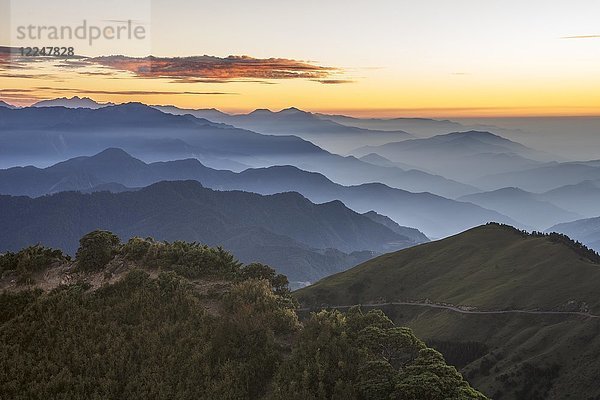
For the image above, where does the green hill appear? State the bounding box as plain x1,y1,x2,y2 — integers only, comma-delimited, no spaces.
296,223,600,399
0,233,485,400
297,223,600,312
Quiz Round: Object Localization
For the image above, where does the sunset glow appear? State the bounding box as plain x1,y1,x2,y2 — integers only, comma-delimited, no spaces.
1,0,599,117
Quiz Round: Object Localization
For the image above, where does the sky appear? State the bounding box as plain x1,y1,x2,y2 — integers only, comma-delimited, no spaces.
1,0,599,117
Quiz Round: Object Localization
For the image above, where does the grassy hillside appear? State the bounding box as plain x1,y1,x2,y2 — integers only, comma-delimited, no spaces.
296,223,600,399
297,223,600,312
0,233,485,400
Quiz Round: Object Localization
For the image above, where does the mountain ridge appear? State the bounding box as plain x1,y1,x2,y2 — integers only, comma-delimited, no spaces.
0,148,520,238
0,180,420,283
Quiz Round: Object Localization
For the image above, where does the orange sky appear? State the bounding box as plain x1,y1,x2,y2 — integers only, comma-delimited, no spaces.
1,0,599,117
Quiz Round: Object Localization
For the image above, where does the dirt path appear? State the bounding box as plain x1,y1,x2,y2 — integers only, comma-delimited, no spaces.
299,301,600,319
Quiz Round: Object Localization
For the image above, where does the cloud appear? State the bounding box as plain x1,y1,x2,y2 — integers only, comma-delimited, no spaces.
1,87,235,96
0,47,348,85
313,79,354,84
57,88,236,96
85,55,339,82
561,35,600,39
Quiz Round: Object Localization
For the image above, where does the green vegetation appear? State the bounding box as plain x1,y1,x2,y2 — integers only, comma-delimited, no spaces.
76,230,121,271
0,245,70,285
121,237,242,280
296,223,600,399
271,307,485,400
297,223,600,312
0,230,484,400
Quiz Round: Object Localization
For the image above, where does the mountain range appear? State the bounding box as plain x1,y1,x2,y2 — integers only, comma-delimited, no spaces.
458,187,583,229
548,216,600,252
33,96,114,109
0,148,520,238
0,103,478,198
0,180,426,284
154,105,415,153
315,113,471,136
473,161,600,193
351,131,550,182
0,100,17,109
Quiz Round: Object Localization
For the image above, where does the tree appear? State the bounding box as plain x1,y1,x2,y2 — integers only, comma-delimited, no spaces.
76,230,120,271
240,263,291,295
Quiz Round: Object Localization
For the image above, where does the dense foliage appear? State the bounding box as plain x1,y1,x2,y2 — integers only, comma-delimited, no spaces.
0,231,486,399
121,237,243,280
0,245,70,284
76,230,121,271
271,307,486,400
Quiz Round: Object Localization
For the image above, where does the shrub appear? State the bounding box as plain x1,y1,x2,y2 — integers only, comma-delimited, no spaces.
1,245,69,285
76,230,120,271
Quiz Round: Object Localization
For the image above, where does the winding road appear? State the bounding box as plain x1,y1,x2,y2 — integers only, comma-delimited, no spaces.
299,301,600,319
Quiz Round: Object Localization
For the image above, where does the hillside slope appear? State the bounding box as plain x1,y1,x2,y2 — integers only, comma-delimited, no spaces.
296,224,600,399
297,223,600,311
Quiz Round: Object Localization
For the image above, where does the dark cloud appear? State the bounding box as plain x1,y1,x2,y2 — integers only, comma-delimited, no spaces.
2,87,235,96
0,47,347,84
85,55,339,82
313,79,354,84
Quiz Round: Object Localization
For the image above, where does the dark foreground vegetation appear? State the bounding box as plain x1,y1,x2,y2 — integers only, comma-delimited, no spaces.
0,231,486,399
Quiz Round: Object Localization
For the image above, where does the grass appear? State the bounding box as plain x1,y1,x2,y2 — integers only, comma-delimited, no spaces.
296,223,600,313
296,223,600,399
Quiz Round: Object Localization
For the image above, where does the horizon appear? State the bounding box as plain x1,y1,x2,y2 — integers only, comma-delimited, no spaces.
4,96,600,120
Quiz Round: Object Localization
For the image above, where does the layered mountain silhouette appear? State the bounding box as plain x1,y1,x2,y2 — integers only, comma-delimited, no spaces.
154,105,414,153
458,187,582,229
541,180,600,216
0,148,519,238
0,100,17,109
352,131,549,182
548,216,600,252
0,180,422,284
297,223,600,399
457,181,600,223
0,104,477,197
33,96,114,109
315,113,472,136
474,161,600,192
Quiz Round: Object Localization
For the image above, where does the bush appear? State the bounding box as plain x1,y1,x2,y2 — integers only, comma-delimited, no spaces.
240,263,291,296
76,230,120,271
1,245,69,285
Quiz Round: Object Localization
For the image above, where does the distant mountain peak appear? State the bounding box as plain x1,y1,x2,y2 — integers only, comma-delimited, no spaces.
0,100,17,109
84,148,146,166
33,96,113,109
93,147,135,159
248,108,274,115
279,106,305,114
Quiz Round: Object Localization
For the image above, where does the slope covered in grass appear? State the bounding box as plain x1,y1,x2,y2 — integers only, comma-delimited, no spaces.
297,223,600,312
296,223,600,399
